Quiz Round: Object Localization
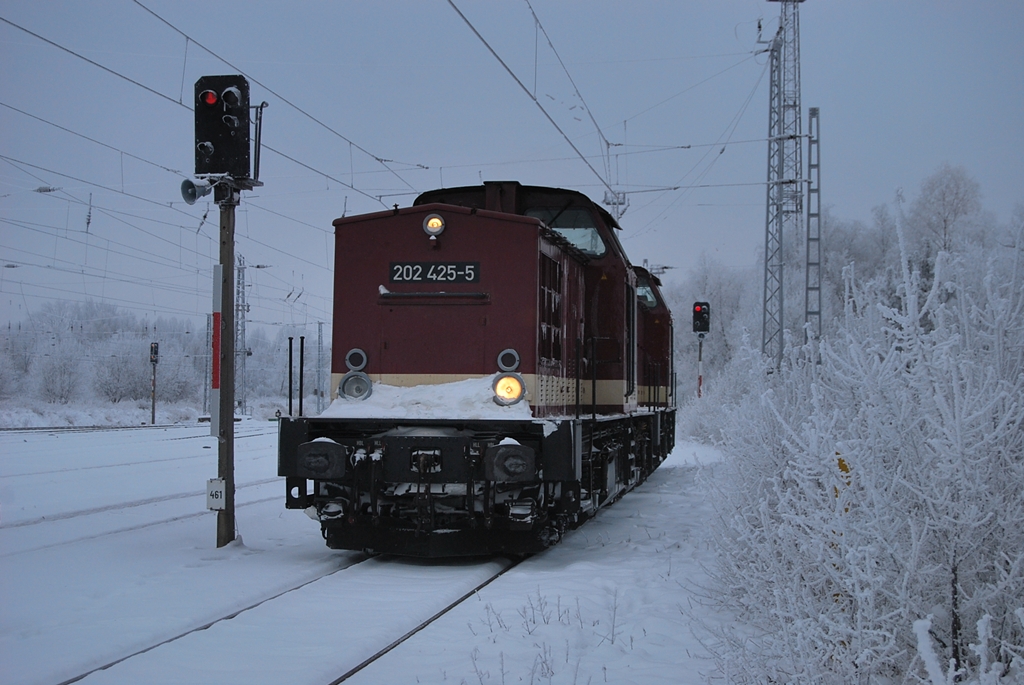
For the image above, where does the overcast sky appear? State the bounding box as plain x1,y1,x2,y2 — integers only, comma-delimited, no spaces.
2,1,1022,332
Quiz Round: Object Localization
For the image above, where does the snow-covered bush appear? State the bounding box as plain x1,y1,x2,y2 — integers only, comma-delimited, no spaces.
94,337,153,403
38,338,83,404
915,612,1024,685
706,211,1024,682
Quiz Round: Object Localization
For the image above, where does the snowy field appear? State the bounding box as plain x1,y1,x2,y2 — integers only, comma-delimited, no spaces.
0,420,728,685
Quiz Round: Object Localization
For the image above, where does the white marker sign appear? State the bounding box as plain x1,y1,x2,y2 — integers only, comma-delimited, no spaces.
207,478,226,511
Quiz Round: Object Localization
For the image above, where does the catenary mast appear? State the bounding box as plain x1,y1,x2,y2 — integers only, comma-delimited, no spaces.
762,0,804,368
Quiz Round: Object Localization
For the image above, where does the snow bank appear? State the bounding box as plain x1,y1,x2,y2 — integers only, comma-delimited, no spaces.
0,398,202,428
319,375,534,421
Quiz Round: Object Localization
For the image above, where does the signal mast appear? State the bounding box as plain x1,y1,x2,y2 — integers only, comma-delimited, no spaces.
182,75,267,548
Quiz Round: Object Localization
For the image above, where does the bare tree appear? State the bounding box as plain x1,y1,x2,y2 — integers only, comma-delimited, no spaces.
94,339,151,403
910,162,981,256
39,340,81,404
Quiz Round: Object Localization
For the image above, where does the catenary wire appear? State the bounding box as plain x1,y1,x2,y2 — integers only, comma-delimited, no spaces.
446,0,616,199
131,0,422,197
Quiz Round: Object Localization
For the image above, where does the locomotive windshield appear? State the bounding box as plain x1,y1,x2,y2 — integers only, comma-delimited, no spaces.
637,283,659,309
526,207,606,257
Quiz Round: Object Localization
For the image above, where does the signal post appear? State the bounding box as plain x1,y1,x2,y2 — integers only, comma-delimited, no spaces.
692,302,710,398
183,74,264,548
214,185,239,547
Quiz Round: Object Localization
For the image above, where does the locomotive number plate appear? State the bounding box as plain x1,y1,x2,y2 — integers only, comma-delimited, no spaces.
389,262,480,283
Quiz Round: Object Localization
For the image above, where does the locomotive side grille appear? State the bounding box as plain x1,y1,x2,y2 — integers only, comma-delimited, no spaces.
538,253,564,364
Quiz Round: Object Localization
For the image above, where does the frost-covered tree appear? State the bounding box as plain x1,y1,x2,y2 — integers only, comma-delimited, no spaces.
0,347,17,399
663,253,759,440
908,162,982,259
93,338,152,403
75,300,135,342
244,326,279,398
823,205,900,308
36,300,79,343
38,339,82,404
705,202,1024,682
154,337,201,403
665,255,759,384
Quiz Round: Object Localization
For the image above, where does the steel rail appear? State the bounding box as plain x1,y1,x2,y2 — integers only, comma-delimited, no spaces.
52,555,368,685
327,556,524,684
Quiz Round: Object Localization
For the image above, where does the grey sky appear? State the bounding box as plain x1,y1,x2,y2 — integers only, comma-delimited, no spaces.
2,1,1021,330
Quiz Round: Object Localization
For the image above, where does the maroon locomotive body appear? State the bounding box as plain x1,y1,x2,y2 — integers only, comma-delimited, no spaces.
278,182,675,556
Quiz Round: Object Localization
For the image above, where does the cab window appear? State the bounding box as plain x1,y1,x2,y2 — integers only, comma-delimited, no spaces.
637,284,659,309
526,207,607,257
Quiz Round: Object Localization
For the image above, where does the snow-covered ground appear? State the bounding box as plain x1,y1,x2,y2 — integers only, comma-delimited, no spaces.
0,420,727,684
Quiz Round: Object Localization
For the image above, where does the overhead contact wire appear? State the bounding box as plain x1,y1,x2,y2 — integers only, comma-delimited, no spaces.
446,0,617,199
131,0,422,199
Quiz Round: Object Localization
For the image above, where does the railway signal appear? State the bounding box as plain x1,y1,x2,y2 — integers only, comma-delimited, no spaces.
149,342,158,424
692,302,710,398
692,302,710,334
194,75,250,178
187,75,266,549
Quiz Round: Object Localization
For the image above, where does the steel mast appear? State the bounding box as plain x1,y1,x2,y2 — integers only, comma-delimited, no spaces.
761,0,804,368
805,106,821,343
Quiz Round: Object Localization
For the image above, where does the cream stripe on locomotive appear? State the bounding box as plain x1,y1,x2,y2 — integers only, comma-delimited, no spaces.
330,372,641,408
637,383,673,405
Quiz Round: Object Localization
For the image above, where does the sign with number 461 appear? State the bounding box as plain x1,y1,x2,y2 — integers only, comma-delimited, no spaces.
207,478,226,511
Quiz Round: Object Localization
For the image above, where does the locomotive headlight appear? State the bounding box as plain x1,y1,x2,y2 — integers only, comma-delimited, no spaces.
422,213,445,237
492,373,525,406
345,348,367,371
497,348,520,372
501,453,529,476
339,371,373,400
483,442,536,482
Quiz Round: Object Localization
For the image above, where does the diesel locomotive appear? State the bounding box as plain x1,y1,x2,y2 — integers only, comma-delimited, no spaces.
278,181,676,556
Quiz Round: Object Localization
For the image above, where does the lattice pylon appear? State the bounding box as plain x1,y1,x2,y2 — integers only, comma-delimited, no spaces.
762,0,804,367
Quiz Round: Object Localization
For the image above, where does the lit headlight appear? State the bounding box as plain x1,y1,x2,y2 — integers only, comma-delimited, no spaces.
492,373,525,406
423,213,445,237
339,371,372,400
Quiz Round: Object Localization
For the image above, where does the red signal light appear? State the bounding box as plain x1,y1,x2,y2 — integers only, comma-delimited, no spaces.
694,305,702,312
199,90,218,106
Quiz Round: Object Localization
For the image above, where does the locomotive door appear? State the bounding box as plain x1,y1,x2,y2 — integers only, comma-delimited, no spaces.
378,301,486,383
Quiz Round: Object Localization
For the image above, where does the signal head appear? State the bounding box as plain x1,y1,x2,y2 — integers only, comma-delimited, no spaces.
692,301,710,333
194,75,251,177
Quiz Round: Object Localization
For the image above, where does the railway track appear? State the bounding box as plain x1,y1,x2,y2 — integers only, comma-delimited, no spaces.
0,422,282,557
54,554,369,685
326,557,522,684
1,478,279,530
0,424,186,434
0,492,281,559
53,555,520,685
0,422,276,435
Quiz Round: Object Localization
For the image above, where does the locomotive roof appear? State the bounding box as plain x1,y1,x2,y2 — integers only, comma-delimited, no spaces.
634,265,663,287
413,182,622,231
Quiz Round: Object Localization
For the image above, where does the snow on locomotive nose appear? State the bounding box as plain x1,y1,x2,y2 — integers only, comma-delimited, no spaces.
278,182,676,557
